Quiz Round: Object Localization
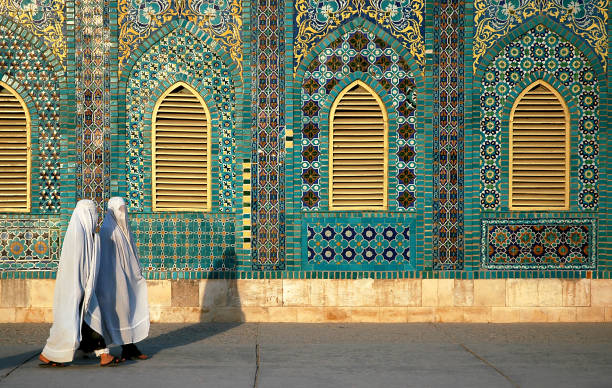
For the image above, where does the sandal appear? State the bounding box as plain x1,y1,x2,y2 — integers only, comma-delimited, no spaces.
100,355,123,367
38,354,67,368
121,344,148,361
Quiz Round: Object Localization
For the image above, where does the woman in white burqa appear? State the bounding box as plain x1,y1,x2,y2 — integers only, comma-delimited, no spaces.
86,197,150,360
39,200,118,367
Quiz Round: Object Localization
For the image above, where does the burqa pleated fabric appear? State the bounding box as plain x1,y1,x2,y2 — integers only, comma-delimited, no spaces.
42,200,100,363
86,197,149,345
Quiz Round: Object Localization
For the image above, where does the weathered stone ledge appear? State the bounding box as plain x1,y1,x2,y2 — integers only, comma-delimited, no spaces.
0,279,610,323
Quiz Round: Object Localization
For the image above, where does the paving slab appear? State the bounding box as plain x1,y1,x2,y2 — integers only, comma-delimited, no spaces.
0,323,609,388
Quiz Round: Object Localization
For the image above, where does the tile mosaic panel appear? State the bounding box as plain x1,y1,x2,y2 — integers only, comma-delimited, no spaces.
293,0,425,69
432,0,464,270
76,0,112,207
0,26,61,212
0,0,66,65
0,217,61,271
132,214,237,272
250,0,285,270
481,218,596,270
126,28,236,212
473,0,608,71
299,27,417,211
303,217,414,270
479,25,599,210
118,0,242,71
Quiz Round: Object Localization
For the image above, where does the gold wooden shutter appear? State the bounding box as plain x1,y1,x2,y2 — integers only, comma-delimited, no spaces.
0,83,30,212
509,80,570,210
152,82,212,211
329,81,388,210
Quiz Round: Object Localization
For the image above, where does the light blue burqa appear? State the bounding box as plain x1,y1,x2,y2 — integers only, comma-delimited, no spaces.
86,197,149,345
42,200,100,362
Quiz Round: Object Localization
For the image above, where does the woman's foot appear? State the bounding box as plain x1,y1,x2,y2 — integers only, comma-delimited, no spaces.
99,353,122,367
38,354,67,368
121,344,148,361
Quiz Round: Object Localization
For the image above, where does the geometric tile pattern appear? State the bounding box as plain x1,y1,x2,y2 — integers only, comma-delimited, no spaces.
117,0,242,71
305,218,413,270
481,218,597,270
480,25,599,210
300,28,417,211
132,214,237,272
0,0,66,65
126,28,236,212
293,0,425,68
75,0,111,208
432,0,465,270
0,26,61,212
473,0,608,71
250,0,286,270
0,217,61,271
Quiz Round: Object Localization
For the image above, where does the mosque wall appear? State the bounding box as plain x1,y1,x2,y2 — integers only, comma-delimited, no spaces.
0,0,609,321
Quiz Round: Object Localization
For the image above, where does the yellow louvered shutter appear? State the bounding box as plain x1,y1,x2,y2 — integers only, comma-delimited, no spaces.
152,83,211,211
0,83,30,212
509,80,570,210
329,81,388,210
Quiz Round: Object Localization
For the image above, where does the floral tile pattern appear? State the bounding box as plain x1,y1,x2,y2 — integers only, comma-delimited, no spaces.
304,217,414,270
481,218,596,270
0,218,61,271
132,214,237,272
118,0,242,71
473,0,608,71
294,0,424,69
0,0,66,65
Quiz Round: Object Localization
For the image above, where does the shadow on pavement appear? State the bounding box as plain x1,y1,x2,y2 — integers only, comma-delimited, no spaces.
0,350,39,374
136,254,245,357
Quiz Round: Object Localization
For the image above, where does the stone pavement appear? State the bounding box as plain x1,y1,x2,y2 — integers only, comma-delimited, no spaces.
0,323,610,388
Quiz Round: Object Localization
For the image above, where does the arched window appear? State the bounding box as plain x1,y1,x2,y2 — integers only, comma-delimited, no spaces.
329,81,388,210
0,83,30,212
152,82,212,211
509,80,569,210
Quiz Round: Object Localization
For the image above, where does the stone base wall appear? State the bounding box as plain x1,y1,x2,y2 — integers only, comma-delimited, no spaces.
1,279,611,323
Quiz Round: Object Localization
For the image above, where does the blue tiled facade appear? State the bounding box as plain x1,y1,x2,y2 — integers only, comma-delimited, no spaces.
0,0,609,280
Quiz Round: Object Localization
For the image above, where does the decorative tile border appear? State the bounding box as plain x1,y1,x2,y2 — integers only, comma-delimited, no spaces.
250,0,286,270
432,0,465,270
75,0,112,208
481,218,597,270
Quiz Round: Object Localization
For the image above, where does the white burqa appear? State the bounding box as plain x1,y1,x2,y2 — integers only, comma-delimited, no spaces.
42,200,100,362
86,197,149,345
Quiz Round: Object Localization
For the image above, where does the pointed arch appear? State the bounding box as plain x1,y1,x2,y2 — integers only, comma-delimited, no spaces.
296,17,423,88
329,80,388,210
152,82,212,212
474,15,605,83
509,80,570,211
0,81,31,212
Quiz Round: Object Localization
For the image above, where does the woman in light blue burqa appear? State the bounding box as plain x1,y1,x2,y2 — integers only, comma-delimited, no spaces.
39,199,119,366
86,197,149,360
